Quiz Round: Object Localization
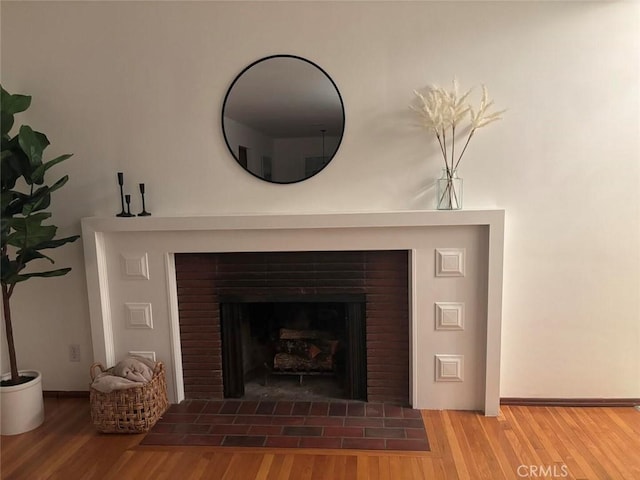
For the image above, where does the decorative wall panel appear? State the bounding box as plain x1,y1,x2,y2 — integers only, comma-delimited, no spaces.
121,253,150,280
435,302,465,331
435,248,465,277
128,351,157,361
125,302,153,329
435,354,464,382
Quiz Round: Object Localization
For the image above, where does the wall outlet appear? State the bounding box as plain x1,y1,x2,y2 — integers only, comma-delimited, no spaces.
69,344,81,362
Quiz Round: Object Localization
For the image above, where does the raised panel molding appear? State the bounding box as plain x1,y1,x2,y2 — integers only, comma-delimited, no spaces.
121,253,150,280
435,302,465,331
435,248,465,277
128,351,156,361
125,302,153,329
435,354,464,382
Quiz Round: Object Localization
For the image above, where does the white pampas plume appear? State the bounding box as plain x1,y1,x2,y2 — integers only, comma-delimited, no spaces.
411,78,505,172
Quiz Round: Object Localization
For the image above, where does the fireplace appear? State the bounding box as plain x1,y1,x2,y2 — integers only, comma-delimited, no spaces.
175,251,410,405
81,211,505,414
220,296,367,401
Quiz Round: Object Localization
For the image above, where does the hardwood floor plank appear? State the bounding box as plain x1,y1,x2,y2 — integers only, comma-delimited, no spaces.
476,410,521,479
2,399,640,480
419,457,438,479
276,454,295,480
333,454,351,479
288,455,315,480
264,453,286,480
448,411,485,479
222,452,264,480
254,453,275,480
501,406,546,468
546,407,611,480
602,408,640,478
210,452,236,480
141,451,173,480
355,454,369,480
388,455,403,480
463,414,505,480
440,411,471,480
344,455,358,480
376,454,391,480
533,408,586,479
366,455,380,480
549,410,598,479
423,411,458,479
568,407,634,479
410,456,427,480
565,407,630,479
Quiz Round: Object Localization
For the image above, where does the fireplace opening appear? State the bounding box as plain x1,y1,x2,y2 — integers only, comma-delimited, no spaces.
176,251,410,405
220,295,367,401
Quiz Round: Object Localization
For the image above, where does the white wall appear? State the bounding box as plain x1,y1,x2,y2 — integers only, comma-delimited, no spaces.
1,1,638,398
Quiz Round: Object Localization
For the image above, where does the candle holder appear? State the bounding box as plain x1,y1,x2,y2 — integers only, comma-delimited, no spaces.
123,194,134,217
137,183,151,216
116,172,128,217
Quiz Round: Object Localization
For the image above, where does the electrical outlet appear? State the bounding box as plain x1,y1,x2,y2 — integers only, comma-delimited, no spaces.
69,344,81,362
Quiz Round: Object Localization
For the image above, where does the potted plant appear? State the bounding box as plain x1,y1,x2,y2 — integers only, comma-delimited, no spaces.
1,85,79,435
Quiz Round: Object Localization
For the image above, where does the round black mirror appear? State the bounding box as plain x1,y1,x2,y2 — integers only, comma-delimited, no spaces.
222,55,345,183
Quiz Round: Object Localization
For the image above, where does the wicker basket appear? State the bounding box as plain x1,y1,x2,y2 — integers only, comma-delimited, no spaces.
89,361,169,433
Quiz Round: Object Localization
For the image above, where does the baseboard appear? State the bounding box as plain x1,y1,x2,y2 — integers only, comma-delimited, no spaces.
41,392,639,407
44,390,90,399
500,397,640,407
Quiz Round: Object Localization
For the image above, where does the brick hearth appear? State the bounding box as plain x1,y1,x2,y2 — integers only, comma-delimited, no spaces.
175,251,409,405
141,399,429,451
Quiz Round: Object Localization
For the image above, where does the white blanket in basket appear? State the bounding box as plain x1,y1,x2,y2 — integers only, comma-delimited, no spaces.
91,356,156,393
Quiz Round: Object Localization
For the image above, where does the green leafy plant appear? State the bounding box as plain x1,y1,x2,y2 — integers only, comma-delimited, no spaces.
1,85,79,386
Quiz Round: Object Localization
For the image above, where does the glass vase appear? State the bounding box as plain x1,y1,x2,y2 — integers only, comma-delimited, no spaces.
436,168,463,210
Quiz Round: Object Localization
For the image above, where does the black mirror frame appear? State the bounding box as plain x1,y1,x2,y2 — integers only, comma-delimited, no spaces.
221,54,345,184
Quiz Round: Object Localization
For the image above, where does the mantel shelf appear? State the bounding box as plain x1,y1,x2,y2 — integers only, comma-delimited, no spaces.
82,209,505,233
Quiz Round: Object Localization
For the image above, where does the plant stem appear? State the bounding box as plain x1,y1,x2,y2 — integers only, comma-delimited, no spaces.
434,130,446,163
438,180,451,208
451,178,459,206
438,175,461,209
453,128,476,172
1,282,19,383
441,127,449,173
451,124,455,176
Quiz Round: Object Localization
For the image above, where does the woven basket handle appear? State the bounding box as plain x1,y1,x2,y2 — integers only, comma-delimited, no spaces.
90,362,106,381
152,361,164,377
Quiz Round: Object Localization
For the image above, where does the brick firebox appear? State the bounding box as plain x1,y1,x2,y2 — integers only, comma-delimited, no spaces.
175,250,410,405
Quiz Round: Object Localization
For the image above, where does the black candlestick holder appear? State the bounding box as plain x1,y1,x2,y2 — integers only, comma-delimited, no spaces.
138,183,151,216
116,172,128,217
123,194,134,217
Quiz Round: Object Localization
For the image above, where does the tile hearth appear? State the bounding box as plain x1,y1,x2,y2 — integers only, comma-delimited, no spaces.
141,400,429,451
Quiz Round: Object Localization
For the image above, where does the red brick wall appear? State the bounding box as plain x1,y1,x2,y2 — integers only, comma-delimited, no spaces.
175,251,409,405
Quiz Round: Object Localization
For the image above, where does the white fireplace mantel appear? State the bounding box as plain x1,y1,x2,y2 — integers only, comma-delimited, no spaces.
81,210,504,415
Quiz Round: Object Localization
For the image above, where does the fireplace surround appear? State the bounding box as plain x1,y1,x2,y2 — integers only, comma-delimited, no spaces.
81,210,504,415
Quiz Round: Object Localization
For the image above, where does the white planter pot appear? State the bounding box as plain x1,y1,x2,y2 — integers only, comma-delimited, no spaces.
1,370,45,436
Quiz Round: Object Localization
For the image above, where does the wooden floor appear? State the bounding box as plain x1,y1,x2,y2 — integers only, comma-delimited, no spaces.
1,398,639,479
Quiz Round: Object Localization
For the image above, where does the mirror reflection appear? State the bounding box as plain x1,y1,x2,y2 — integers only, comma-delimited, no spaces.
222,55,345,183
